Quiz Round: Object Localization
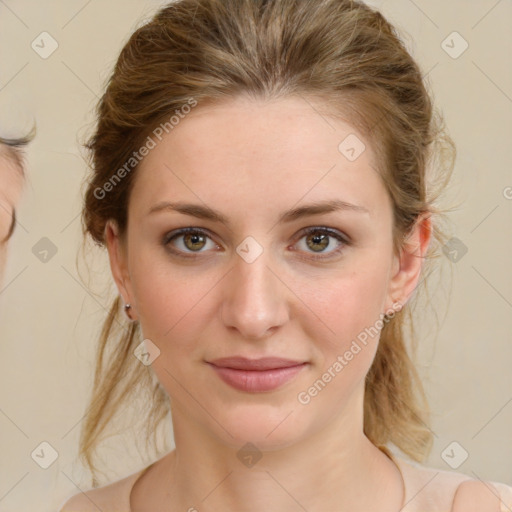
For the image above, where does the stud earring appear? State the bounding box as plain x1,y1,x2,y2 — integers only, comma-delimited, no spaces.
392,297,403,311
383,297,403,319
124,303,133,320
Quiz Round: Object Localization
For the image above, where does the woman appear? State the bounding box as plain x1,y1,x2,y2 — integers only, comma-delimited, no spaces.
0,134,32,285
60,0,512,510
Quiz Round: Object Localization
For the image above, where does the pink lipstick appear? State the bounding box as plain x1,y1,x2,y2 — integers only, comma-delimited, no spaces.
207,356,308,392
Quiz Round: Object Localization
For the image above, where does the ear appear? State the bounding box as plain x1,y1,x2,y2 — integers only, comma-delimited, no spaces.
384,213,432,312
104,219,137,320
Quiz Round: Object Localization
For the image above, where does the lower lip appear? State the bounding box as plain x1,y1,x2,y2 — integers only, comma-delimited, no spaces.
208,363,308,392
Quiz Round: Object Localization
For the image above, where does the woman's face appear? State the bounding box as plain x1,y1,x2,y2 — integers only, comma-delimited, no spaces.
106,95,429,449
0,150,24,283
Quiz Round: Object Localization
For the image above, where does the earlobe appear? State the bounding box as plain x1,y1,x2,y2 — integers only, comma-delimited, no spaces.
104,219,135,318
385,213,432,313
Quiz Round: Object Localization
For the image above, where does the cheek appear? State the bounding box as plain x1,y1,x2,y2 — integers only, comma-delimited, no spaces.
295,266,391,403
130,254,219,344
301,264,390,346
0,205,11,241
295,273,389,409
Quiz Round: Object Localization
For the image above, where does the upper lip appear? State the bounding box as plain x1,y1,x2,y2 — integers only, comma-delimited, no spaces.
207,357,307,371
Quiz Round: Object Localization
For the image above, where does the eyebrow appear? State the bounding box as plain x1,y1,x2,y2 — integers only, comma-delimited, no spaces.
147,199,370,227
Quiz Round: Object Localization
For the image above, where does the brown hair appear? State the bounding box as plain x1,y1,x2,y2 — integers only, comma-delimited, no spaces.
79,0,456,485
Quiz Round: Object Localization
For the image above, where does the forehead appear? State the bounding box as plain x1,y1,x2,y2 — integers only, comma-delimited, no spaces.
131,95,389,218
154,95,374,163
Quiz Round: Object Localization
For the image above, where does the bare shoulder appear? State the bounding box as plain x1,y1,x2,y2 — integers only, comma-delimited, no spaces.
58,468,146,512
393,455,512,511
59,489,103,512
452,478,512,512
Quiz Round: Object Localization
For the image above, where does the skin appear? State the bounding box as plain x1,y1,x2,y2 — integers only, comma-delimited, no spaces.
105,94,431,511
0,149,24,285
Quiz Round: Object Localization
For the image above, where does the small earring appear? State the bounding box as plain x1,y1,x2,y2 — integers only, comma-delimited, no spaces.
383,297,402,318
124,303,133,320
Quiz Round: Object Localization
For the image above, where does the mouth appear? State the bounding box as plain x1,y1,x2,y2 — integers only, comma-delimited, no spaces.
207,356,307,371
206,357,309,392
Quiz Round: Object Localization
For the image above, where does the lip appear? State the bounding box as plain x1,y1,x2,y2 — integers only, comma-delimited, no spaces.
208,356,306,370
206,357,308,392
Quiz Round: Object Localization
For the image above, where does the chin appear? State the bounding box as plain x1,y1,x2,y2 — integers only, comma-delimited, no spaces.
205,405,307,451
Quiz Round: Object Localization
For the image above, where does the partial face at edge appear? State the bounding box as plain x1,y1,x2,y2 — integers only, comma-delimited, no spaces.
105,94,430,448
0,150,24,283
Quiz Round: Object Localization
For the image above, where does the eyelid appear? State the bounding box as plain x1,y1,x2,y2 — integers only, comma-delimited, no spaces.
294,225,351,244
290,226,349,261
163,225,350,260
163,227,215,244
162,227,220,258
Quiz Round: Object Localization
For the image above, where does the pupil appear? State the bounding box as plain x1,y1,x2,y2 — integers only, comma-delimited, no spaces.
187,233,204,250
310,233,328,252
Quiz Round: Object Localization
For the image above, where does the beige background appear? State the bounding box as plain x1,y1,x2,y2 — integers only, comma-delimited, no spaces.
0,1,511,510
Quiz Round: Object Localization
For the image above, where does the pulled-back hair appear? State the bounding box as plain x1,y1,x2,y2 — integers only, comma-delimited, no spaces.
79,0,456,485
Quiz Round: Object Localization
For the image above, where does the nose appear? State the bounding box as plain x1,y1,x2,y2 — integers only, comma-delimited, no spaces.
220,250,289,340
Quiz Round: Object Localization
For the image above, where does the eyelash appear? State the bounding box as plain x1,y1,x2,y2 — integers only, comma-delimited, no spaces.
162,226,350,261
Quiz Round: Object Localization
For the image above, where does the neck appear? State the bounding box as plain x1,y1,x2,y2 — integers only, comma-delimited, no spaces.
161,387,403,512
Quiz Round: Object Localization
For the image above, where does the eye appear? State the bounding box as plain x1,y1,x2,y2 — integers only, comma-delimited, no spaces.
163,226,350,260
292,226,349,260
163,227,218,258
